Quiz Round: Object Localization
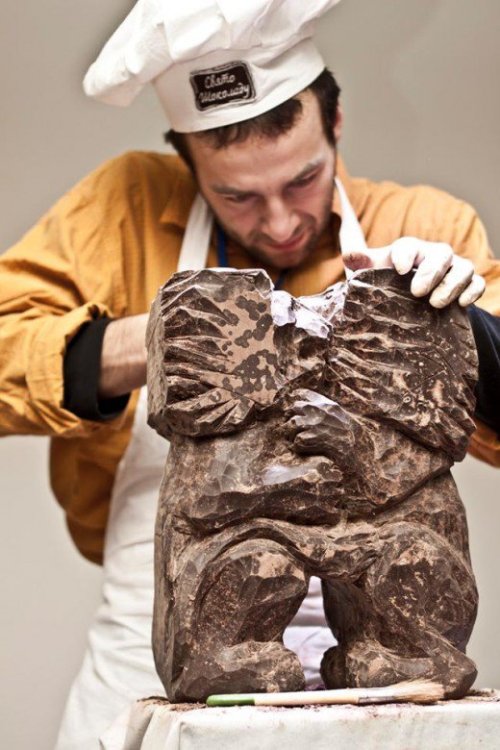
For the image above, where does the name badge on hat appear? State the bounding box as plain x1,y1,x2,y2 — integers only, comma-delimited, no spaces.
190,61,256,112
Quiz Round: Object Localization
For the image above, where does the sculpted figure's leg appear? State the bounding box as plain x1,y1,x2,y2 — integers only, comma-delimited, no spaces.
321,520,477,698
375,472,473,571
155,534,308,702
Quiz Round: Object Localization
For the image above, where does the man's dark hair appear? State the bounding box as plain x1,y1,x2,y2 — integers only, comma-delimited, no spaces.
165,68,341,170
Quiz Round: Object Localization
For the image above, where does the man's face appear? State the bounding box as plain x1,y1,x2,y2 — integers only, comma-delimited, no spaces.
186,91,340,270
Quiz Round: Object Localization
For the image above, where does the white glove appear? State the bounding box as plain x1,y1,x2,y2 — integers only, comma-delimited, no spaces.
342,237,485,308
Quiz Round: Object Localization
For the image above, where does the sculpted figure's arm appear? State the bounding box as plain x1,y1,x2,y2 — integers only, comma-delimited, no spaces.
147,269,280,440
285,266,485,504
284,388,451,508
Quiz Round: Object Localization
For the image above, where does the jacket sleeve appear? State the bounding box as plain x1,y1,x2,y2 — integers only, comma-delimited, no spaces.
467,306,500,467
0,165,127,437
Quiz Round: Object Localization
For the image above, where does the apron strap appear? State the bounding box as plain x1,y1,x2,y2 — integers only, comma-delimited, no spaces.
335,177,367,255
177,193,213,272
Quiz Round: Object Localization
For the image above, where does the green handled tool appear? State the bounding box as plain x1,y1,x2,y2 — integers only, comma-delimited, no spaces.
207,680,444,707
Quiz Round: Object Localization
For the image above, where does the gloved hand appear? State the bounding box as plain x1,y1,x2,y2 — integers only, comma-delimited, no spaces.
342,237,485,308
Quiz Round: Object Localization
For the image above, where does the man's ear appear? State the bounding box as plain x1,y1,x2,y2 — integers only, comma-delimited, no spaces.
333,103,343,143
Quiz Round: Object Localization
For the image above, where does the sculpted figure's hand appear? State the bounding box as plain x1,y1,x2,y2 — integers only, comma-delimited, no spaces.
284,388,358,460
342,236,485,308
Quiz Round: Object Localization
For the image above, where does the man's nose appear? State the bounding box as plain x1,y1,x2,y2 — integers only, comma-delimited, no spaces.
262,197,300,243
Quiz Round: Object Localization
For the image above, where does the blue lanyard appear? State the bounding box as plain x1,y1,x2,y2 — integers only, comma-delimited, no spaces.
216,224,287,290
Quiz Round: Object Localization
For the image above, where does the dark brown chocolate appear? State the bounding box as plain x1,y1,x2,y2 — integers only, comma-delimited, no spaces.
147,268,478,702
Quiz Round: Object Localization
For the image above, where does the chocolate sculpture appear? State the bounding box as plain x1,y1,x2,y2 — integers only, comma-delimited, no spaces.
147,267,478,702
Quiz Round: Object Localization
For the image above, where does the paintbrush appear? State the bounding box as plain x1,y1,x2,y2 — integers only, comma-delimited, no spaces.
206,680,445,707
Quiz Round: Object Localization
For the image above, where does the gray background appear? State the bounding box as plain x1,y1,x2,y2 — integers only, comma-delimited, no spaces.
1,2,499,748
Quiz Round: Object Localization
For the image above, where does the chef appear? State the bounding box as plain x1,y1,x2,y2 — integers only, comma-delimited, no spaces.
0,2,499,748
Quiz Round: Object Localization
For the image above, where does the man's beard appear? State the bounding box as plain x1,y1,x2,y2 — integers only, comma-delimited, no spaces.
210,190,335,271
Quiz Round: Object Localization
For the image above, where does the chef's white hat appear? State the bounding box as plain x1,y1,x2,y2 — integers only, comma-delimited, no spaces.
83,0,342,133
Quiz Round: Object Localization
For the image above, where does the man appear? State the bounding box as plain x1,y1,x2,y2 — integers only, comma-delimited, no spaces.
0,1,499,748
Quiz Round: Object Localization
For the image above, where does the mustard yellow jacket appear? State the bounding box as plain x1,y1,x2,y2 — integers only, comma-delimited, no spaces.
1,152,499,563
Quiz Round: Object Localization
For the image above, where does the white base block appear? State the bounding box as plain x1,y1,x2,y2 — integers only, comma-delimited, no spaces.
100,691,500,750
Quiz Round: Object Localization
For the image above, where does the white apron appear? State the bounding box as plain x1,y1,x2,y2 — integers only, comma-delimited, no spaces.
55,180,367,750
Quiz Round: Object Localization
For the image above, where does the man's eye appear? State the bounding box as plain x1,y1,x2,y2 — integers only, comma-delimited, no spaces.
225,194,252,204
292,173,317,189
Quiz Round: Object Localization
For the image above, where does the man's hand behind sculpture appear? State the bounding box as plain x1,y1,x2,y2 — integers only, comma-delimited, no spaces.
98,313,149,399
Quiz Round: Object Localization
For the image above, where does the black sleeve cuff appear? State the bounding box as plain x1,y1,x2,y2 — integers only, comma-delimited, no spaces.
63,317,130,421
467,305,500,437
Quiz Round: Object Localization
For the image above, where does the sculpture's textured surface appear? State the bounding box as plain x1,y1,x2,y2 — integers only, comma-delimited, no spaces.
147,268,478,703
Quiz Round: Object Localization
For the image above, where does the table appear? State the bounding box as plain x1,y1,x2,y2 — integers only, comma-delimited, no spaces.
100,690,500,750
